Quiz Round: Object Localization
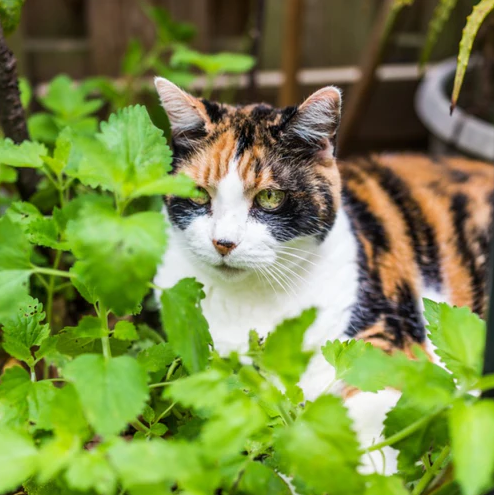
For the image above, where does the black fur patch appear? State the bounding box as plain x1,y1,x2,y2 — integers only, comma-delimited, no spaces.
201,99,227,123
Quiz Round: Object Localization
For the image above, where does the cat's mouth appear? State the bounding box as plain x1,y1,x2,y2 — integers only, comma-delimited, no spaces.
214,263,246,275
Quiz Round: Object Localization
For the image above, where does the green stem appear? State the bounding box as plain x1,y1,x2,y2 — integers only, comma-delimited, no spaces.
99,302,111,361
149,381,173,389
412,446,451,495
131,419,150,434
278,402,294,426
148,282,164,292
32,266,75,279
202,74,216,99
155,402,177,423
365,408,444,453
29,366,36,382
46,250,62,329
166,359,181,381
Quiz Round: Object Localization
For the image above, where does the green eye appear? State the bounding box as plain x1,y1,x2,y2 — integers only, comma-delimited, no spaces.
255,189,286,211
190,187,210,206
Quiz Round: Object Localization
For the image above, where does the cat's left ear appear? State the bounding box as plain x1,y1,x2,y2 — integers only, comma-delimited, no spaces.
287,86,342,156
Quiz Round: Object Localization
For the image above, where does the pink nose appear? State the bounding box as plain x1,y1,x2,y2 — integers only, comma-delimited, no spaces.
213,239,236,256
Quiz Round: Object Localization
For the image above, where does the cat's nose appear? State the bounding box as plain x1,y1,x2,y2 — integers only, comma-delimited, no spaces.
212,239,237,256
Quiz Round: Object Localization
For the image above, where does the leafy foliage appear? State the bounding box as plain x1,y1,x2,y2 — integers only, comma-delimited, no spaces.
0,40,493,495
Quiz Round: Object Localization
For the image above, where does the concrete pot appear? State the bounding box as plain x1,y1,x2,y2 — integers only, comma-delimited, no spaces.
415,57,494,162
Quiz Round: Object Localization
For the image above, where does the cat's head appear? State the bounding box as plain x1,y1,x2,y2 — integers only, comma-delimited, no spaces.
155,77,342,281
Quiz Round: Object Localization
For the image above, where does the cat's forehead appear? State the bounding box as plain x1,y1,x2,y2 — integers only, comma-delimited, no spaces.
177,102,296,191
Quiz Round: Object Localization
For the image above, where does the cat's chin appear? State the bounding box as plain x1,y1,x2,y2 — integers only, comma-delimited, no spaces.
210,264,251,282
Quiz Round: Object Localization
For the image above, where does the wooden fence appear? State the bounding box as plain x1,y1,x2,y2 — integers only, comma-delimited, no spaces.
5,0,478,151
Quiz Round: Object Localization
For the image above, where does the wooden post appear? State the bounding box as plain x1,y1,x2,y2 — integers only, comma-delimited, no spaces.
246,0,266,102
279,0,304,107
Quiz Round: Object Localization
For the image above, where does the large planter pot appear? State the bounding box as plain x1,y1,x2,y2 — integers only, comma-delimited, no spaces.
415,57,494,162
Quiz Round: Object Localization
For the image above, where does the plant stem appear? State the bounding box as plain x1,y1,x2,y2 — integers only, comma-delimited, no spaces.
412,446,451,495
99,302,111,361
278,402,293,426
131,419,150,434
29,366,36,382
148,282,164,292
155,402,177,423
46,250,62,329
166,359,181,381
33,266,75,279
149,381,173,389
365,409,444,453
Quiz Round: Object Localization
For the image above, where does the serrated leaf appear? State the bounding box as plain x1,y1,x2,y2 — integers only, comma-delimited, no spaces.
0,366,30,428
64,354,149,437
65,449,117,495
2,296,50,365
238,461,291,495
27,380,58,430
7,201,66,249
113,320,138,341
0,138,46,168
0,216,33,320
0,164,17,183
363,474,408,495
160,278,212,373
275,394,364,495
424,299,485,385
322,338,370,381
0,428,38,492
261,308,315,389
420,0,459,67
137,342,176,373
451,0,494,110
66,105,174,200
67,201,167,315
450,400,494,495
130,173,197,198
383,393,449,478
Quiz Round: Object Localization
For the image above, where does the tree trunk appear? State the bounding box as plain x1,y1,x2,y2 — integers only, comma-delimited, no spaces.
0,21,37,199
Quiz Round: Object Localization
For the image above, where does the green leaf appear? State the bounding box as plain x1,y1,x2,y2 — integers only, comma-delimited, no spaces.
237,462,291,495
322,338,371,381
0,428,38,492
384,393,449,478
7,201,67,250
2,296,50,365
419,0,459,67
343,342,455,407
261,308,315,389
27,380,58,430
130,173,197,199
0,164,18,183
0,0,26,35
40,74,104,120
19,76,32,109
137,342,176,373
64,354,149,437
0,366,30,427
122,39,144,76
0,138,46,168
66,105,173,201
451,0,494,110
166,369,229,412
171,47,255,75
67,201,167,315
275,394,364,495
65,449,117,495
160,278,212,373
424,299,485,385
145,6,196,44
450,400,494,495
113,320,138,341
28,113,59,145
363,474,408,495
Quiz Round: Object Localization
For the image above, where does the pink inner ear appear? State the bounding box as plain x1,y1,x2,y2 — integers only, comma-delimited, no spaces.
318,137,336,161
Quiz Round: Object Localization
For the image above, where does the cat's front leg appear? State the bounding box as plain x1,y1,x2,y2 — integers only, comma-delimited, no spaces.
344,389,401,475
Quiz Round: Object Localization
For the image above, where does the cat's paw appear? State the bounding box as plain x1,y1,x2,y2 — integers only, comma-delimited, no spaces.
345,389,401,475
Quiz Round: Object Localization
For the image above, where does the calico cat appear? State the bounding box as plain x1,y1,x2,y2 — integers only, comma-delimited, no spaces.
153,77,494,473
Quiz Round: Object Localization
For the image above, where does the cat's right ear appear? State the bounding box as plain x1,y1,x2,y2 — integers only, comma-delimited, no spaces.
154,77,210,143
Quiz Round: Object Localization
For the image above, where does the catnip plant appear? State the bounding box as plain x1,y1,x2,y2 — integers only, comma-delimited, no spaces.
0,104,494,495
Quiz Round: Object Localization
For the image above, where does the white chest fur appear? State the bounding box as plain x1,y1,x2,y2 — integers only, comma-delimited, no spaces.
155,209,360,398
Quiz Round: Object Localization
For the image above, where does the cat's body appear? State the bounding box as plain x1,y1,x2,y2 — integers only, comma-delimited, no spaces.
153,77,494,474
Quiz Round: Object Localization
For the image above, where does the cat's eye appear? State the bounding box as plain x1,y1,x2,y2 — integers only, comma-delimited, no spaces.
190,187,210,206
255,189,286,211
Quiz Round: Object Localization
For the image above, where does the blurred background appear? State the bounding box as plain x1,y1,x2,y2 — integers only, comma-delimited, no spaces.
5,0,494,160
